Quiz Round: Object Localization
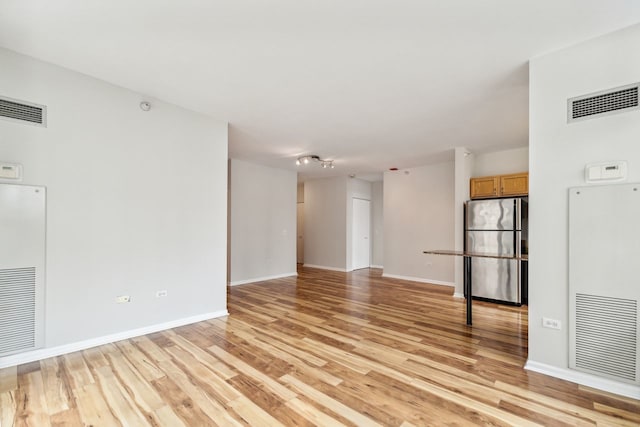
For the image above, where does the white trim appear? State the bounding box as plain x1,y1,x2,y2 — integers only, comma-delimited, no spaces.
524,360,640,400
370,265,384,269
229,272,297,286
453,292,465,299
302,264,348,272
0,310,228,369
382,273,454,288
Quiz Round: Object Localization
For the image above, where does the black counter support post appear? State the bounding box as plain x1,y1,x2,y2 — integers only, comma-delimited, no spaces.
464,256,472,325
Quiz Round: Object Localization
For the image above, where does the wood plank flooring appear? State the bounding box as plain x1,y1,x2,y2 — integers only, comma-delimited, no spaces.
1,267,638,426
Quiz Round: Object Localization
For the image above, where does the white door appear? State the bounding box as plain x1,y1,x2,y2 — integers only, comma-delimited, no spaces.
296,203,304,264
352,198,371,270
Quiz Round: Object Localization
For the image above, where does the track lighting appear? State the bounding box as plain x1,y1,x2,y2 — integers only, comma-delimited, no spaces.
296,155,334,169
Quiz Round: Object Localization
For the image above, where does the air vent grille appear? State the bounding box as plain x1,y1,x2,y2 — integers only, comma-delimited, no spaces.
575,293,637,382
568,83,639,123
0,96,47,127
0,267,37,356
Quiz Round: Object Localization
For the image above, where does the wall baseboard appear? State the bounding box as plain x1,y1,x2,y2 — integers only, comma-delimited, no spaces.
524,360,640,400
0,310,228,369
302,264,348,272
370,265,384,269
453,292,465,299
229,272,297,286
382,273,454,288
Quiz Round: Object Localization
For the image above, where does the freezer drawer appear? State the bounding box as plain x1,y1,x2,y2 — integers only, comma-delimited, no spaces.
470,258,520,303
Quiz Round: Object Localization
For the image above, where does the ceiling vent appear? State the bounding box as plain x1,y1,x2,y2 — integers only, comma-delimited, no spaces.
0,96,47,127
568,83,639,123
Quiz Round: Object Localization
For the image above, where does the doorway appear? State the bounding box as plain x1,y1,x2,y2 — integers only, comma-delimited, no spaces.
352,198,371,270
296,203,304,264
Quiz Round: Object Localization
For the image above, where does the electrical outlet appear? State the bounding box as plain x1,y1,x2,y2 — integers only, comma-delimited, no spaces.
542,317,561,330
156,290,168,298
116,295,131,304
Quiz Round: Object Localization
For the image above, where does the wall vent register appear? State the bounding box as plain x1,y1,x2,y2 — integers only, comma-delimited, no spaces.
568,83,639,123
0,267,37,355
575,293,637,382
0,96,47,127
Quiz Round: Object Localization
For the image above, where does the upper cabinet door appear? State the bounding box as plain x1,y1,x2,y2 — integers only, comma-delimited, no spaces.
470,176,499,199
500,173,528,197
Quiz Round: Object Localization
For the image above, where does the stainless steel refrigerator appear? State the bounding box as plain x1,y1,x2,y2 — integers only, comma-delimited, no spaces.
465,198,528,305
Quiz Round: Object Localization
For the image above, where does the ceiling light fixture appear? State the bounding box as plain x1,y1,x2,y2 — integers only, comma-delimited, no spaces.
296,155,334,169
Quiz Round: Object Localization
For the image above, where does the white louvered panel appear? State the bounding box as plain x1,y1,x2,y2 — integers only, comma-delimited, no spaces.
0,184,46,358
575,294,637,382
0,267,36,355
569,184,640,386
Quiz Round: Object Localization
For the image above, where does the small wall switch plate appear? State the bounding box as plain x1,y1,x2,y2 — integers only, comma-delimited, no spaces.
116,295,131,304
542,317,561,330
156,290,168,298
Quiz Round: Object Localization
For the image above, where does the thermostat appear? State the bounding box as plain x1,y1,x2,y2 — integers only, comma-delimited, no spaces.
585,161,627,183
0,162,22,181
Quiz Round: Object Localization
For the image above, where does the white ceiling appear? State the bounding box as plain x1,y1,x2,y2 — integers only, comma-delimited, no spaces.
1,1,639,180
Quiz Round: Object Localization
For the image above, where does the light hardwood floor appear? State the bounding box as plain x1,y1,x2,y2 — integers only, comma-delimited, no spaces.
1,267,638,426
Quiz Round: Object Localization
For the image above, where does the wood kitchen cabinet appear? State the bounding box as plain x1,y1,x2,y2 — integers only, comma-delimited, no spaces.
470,172,528,199
500,172,528,196
470,176,499,198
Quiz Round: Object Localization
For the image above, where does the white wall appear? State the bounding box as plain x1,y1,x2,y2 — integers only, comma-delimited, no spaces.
303,177,348,271
383,163,455,286
0,48,228,354
229,159,297,284
453,147,474,297
528,23,640,395
371,181,384,268
473,146,529,176
346,178,372,271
